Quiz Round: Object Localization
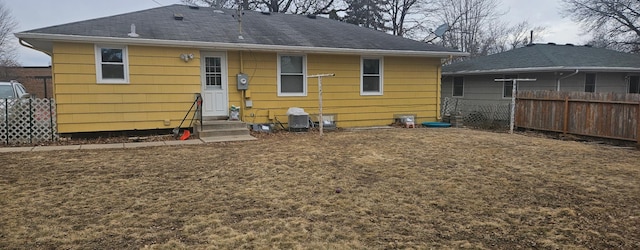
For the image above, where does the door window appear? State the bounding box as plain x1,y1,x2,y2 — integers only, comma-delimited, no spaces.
205,57,222,89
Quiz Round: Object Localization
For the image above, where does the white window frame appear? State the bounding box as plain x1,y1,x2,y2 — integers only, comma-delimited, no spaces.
360,57,384,96
277,54,307,97
95,44,130,84
452,76,464,97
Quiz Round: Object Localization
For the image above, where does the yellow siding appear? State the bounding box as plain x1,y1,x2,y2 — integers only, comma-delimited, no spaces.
53,42,200,133
52,42,442,133
233,53,442,127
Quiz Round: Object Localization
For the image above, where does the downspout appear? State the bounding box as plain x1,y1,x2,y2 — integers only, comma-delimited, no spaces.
436,63,442,121
239,51,246,122
556,69,579,91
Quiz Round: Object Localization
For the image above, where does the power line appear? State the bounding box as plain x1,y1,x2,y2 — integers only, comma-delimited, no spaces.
151,0,164,6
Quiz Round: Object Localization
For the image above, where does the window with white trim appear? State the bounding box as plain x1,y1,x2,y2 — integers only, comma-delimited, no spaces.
361,57,383,95
278,55,306,96
452,77,464,97
95,45,129,84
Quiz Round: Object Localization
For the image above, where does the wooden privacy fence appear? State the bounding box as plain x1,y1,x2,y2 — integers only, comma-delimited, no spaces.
516,90,640,143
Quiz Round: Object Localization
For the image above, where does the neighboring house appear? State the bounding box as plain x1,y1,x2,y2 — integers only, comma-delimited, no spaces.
15,4,465,134
0,66,52,98
441,43,640,106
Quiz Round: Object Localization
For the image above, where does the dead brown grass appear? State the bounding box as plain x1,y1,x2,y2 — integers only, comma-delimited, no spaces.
1,128,639,249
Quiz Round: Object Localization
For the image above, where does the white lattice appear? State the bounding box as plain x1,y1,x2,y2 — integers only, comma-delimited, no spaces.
0,98,58,144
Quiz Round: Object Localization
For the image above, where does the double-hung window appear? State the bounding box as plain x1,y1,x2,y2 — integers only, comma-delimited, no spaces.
585,73,596,92
278,55,306,96
361,57,383,95
452,77,464,97
95,45,129,84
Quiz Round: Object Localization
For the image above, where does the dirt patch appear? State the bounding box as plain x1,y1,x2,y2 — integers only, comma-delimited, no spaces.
1,128,639,249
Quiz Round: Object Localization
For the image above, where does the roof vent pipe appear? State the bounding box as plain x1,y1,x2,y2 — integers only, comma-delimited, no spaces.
127,24,139,38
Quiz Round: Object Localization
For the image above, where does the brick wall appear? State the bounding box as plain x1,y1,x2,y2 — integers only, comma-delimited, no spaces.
0,67,53,98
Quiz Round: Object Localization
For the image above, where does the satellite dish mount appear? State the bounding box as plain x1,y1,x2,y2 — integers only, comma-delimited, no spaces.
425,23,449,43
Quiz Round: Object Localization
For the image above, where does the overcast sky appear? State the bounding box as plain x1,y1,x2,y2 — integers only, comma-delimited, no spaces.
5,0,587,66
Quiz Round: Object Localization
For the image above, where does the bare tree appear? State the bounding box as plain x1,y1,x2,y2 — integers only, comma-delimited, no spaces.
182,0,339,14
431,0,504,57
292,0,343,14
387,0,424,36
485,21,546,54
562,0,640,52
0,1,18,67
182,0,238,9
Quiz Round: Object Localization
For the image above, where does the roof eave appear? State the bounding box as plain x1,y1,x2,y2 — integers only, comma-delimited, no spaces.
442,66,640,75
16,33,469,58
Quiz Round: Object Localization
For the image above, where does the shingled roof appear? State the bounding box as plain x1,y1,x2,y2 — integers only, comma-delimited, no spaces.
443,43,640,75
16,4,465,57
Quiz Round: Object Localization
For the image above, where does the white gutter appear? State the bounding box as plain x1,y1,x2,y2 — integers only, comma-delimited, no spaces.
18,39,51,56
443,66,640,75
556,69,579,91
15,32,470,58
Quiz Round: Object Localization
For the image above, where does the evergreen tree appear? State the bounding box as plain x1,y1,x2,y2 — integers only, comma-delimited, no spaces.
343,0,388,31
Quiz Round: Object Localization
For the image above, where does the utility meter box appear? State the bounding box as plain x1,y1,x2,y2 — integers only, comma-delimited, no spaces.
237,74,249,90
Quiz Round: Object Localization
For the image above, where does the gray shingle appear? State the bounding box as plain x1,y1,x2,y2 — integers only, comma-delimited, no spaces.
443,43,640,74
21,5,457,53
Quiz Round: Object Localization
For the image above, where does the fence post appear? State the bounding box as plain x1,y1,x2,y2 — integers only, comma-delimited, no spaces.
49,98,54,141
637,102,640,144
29,98,33,144
4,98,7,144
563,96,569,134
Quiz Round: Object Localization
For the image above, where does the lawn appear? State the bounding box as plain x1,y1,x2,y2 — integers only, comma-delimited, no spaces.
1,128,639,249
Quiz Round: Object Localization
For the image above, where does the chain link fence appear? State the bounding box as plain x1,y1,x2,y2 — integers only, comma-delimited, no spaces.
441,97,510,130
1,98,58,144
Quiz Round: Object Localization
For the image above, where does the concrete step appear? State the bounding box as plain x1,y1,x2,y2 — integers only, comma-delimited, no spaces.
200,116,229,121
196,127,250,138
195,120,247,131
200,135,257,143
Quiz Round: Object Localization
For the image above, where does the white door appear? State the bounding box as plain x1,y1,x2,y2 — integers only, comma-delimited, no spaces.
201,52,228,117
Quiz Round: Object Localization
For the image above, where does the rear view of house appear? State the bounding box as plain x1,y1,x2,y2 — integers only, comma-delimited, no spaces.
15,4,465,136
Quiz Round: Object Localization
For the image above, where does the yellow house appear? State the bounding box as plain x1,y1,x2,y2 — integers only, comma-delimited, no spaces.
15,5,466,136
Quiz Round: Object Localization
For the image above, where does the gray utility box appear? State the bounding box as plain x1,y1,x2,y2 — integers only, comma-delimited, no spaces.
237,74,249,90
288,114,309,132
